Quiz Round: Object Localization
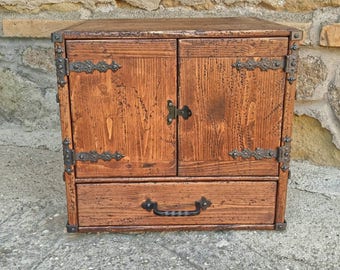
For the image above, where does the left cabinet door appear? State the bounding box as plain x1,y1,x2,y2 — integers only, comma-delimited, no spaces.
66,39,177,178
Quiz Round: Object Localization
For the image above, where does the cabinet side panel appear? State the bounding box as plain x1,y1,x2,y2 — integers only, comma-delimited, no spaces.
66,40,177,178
179,38,287,176
276,39,299,224
53,40,78,227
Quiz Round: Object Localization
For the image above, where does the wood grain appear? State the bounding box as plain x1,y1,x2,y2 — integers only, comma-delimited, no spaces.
54,40,78,227
178,38,286,176
75,176,279,184
276,38,298,224
78,224,275,232
77,181,277,226
57,17,300,40
66,39,177,178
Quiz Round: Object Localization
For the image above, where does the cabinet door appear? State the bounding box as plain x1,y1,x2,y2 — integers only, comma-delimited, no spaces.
178,38,288,176
66,39,177,178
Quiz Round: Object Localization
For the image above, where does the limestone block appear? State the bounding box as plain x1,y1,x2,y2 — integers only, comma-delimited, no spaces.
0,0,114,13
278,22,312,45
271,0,340,12
178,0,214,9
296,55,327,100
22,47,55,72
221,0,340,11
292,115,340,167
0,69,59,129
328,68,340,121
2,19,81,38
123,0,161,10
320,24,340,47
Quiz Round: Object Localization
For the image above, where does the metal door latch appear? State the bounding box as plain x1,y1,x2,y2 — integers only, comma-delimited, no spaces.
167,100,192,125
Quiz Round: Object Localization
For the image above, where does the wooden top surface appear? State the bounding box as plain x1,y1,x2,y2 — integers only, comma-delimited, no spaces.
55,17,301,40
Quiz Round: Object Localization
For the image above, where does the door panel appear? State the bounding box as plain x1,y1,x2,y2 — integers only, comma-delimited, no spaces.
178,38,287,176
66,39,177,178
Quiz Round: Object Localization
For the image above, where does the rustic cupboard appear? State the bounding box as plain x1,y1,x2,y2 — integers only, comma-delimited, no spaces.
52,17,301,232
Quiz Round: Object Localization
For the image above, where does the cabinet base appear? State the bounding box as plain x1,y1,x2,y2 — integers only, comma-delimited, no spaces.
73,224,276,233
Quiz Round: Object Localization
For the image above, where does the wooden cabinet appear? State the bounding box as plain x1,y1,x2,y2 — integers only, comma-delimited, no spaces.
52,17,301,232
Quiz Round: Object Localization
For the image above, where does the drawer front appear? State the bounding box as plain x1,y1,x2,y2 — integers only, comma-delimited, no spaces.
77,181,277,227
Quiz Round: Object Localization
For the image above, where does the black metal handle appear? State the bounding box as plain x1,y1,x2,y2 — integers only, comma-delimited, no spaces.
141,197,211,217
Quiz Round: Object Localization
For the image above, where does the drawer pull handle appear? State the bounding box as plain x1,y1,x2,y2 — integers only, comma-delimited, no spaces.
141,197,211,216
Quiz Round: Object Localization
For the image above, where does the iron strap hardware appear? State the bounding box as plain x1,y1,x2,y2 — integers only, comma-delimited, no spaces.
232,58,284,71
69,60,121,74
231,44,299,85
228,136,292,171
141,197,212,217
54,53,121,87
167,100,192,125
62,138,124,174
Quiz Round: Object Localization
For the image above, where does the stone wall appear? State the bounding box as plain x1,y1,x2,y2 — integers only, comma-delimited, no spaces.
0,0,339,166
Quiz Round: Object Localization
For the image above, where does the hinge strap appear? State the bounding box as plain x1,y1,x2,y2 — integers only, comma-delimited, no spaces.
63,138,75,174
62,138,125,174
228,136,292,172
277,136,292,171
55,45,68,87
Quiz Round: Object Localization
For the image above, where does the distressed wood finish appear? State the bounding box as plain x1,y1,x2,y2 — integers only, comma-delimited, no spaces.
275,38,300,224
53,18,301,232
77,181,277,226
179,38,286,176
59,17,296,40
67,39,177,178
53,41,78,227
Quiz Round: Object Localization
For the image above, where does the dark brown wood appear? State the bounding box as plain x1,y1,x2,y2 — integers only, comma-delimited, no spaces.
53,17,300,232
53,40,78,227
276,38,299,224
178,38,286,176
78,224,275,232
56,17,298,40
77,181,277,226
75,176,279,184
67,39,177,178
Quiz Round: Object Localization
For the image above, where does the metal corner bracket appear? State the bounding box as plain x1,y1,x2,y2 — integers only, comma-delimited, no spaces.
290,30,303,41
275,221,287,231
51,32,63,43
66,223,78,233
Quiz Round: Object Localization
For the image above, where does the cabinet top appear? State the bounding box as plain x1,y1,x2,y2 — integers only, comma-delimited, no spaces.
52,17,302,41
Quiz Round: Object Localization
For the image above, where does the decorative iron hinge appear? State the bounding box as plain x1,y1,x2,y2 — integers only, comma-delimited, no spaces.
75,151,125,162
232,58,284,71
231,44,299,85
285,42,299,84
277,136,292,171
228,136,292,171
55,46,69,87
69,60,121,74
54,54,121,87
62,138,124,174
63,138,74,174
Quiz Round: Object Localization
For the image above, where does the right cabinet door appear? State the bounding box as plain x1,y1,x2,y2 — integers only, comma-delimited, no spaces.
178,38,289,176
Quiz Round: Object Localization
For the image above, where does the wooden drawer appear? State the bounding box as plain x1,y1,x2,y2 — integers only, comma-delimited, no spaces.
77,181,277,228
